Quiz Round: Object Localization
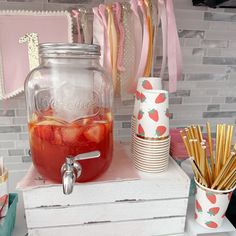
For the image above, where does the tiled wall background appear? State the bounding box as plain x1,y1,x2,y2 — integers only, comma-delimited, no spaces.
1,0,236,171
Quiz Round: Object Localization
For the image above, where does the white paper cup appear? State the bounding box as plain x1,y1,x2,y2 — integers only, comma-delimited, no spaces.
135,90,169,139
133,77,162,119
0,169,8,218
134,133,170,144
194,179,235,229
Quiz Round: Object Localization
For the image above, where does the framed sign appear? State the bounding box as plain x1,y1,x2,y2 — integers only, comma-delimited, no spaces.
0,10,73,99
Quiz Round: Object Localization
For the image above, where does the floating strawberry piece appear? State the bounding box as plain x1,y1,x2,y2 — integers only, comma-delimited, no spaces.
53,127,63,145
156,126,167,136
207,207,220,216
138,110,144,120
34,120,65,141
34,125,53,141
138,124,145,137
135,91,141,100
61,126,84,145
140,93,146,103
84,124,105,143
194,213,198,219
148,109,159,122
205,221,218,228
206,192,217,204
222,213,225,218
228,192,233,200
155,93,166,103
142,80,153,90
196,200,202,213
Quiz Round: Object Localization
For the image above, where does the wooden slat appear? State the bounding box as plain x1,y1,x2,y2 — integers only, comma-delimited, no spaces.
23,178,189,209
25,199,188,228
23,157,190,209
28,217,186,236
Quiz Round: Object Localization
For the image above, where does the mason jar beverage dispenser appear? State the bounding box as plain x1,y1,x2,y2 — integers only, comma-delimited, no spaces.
25,43,113,184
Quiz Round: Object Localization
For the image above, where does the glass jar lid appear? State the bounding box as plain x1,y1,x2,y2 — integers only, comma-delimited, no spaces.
39,43,101,57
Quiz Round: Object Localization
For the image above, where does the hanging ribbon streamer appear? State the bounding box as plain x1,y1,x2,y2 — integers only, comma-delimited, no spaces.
151,1,158,77
143,0,153,77
107,6,118,93
93,7,105,68
99,4,112,77
113,2,125,72
80,9,92,44
71,9,82,43
120,2,136,101
134,0,149,83
128,0,143,93
158,0,167,80
166,0,183,93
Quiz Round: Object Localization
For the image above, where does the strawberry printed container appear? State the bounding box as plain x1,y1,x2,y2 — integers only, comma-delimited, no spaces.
0,169,8,218
135,90,169,139
133,77,162,119
25,44,113,184
194,179,235,229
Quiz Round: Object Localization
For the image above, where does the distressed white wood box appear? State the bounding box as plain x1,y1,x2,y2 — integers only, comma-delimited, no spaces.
20,144,190,236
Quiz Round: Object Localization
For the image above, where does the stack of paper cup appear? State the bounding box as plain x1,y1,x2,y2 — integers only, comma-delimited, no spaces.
132,135,170,173
131,77,170,173
131,77,162,153
135,90,169,139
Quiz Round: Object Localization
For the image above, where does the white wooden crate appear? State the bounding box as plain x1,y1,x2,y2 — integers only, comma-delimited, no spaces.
20,143,190,236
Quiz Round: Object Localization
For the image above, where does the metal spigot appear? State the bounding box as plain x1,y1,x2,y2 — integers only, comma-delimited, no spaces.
61,151,100,195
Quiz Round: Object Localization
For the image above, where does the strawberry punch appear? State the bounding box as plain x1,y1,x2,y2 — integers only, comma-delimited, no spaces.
28,108,113,183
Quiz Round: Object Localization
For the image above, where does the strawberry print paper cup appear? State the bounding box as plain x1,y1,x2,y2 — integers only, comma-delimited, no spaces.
0,169,8,218
194,179,235,229
135,90,169,139
133,77,162,118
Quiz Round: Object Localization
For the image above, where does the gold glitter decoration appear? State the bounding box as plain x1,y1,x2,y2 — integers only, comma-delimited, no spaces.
19,32,39,71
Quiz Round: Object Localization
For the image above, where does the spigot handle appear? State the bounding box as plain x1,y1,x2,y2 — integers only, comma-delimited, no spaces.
74,151,100,161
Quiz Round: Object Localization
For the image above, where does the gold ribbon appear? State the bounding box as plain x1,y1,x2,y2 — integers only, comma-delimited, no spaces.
107,6,118,94
144,0,153,77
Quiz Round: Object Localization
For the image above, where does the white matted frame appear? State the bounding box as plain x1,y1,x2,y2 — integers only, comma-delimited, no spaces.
0,10,73,100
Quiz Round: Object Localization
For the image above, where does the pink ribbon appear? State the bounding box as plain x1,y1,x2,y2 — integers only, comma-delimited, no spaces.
158,0,167,80
93,7,105,67
166,0,183,92
98,4,112,76
113,2,125,72
128,0,143,92
134,0,149,87
71,9,82,43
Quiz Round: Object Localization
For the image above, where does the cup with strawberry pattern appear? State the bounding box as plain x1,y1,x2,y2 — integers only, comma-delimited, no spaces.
0,168,8,218
133,77,162,120
135,90,169,139
131,77,162,153
194,178,235,229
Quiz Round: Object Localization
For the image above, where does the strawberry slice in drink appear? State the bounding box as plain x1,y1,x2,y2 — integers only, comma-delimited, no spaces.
33,120,63,142
61,125,84,145
84,123,105,143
